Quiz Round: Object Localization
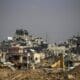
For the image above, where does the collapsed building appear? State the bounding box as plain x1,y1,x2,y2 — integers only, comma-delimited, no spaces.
0,29,48,69
0,29,80,73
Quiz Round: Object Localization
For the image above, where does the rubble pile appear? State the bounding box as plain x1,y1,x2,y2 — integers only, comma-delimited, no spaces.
69,65,80,80
0,29,80,80
0,66,80,80
0,68,64,80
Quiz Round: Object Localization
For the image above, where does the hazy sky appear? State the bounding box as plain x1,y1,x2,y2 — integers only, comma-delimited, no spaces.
0,0,80,43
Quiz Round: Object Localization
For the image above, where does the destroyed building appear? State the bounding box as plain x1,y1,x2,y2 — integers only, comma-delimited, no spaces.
0,29,48,69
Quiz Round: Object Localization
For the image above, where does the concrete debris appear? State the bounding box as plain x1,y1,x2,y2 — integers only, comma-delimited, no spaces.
0,65,80,80
0,29,80,80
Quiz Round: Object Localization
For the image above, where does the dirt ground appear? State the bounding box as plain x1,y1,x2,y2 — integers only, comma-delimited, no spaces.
0,66,80,80
0,68,63,80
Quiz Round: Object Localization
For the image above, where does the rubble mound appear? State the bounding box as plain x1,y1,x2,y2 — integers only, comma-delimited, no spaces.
0,68,62,80
0,66,80,80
